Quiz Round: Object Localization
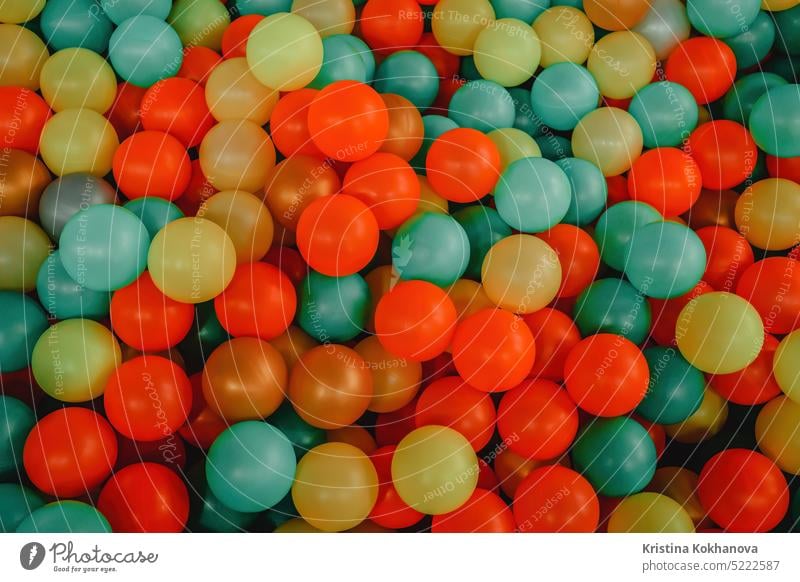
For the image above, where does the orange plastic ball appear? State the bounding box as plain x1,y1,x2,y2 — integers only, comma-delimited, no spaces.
112,130,191,200
426,128,501,202
665,38,736,105
536,224,600,298
628,148,702,216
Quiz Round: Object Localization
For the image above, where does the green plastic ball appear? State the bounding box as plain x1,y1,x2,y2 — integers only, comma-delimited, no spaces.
724,10,775,71
393,212,470,287
206,421,297,513
594,201,662,272
267,402,326,460
624,221,707,299
178,301,231,374
774,5,800,56
40,0,113,52
531,63,599,131
749,83,800,158
449,80,516,133
310,35,372,89
453,206,512,280
375,51,439,110
491,0,550,22
508,88,544,136
572,417,657,497
298,271,370,343
687,0,760,39
637,346,705,424
16,501,112,533
124,197,185,240
101,0,171,24
187,464,258,533
723,72,787,126
535,134,572,160
573,278,652,345
557,157,608,226
36,252,110,321
494,157,571,233
0,292,48,373
237,0,292,16
0,396,35,478
628,81,699,148
108,15,183,87
0,484,44,533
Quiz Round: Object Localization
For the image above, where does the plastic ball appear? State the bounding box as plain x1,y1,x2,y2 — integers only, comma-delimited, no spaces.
32,319,121,402
392,426,478,515
664,386,729,443
23,408,117,498
735,178,800,250
374,51,439,110
168,0,230,51
392,213,470,287
775,330,800,403
608,493,695,533
40,48,116,114
572,107,643,177
292,442,378,531
205,421,296,513
627,148,701,217
676,291,764,374
178,46,222,86
487,128,542,172
696,226,754,293
432,0,496,56
108,16,183,88
0,88,51,155
571,417,657,497
40,0,112,53
698,449,789,532
725,72,787,127
38,173,116,241
124,197,185,240
100,0,170,24
533,6,594,67
268,402,326,460
637,346,705,424
473,18,541,87
361,0,424,52
584,0,649,30
687,0,760,38
594,201,662,271
0,217,50,292
531,64,598,132
573,278,651,344
307,80,388,161
415,377,496,451
687,120,757,190
553,157,606,226
710,334,782,405
289,344,373,429
513,465,599,532
426,128,502,202
432,488,515,533
523,308,581,381
0,25,48,90
374,280,457,362
629,82,698,149
453,206,512,280
449,80,516,133
494,157,571,233
148,217,236,303
0,484,44,532
310,34,372,88
355,336,421,413
298,271,369,342
199,190,274,263
725,10,776,70
481,234,562,313
16,501,111,533
736,258,800,333
205,58,278,126
39,108,119,176
756,396,800,475
665,37,736,104
264,155,340,231
588,31,656,100
452,308,536,392
113,131,190,200
199,120,276,192
0,396,35,478
291,0,354,37
378,94,424,162
0,292,48,373
632,0,690,60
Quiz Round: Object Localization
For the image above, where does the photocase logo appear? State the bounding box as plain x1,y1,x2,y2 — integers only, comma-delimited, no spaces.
20,542,46,570
392,233,414,284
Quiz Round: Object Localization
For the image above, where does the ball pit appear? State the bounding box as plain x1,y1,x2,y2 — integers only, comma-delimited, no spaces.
0,0,799,539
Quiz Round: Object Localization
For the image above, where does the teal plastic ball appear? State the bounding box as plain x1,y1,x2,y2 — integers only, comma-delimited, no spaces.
410,115,459,173
393,212,470,287
375,51,439,110
101,0,171,24
36,252,111,321
459,56,483,82
0,484,44,533
594,201,662,272
124,196,185,240
206,421,297,513
40,0,113,52
724,11,775,71
186,465,258,533
453,206,512,280
59,204,149,292
0,292,48,373
508,88,544,136
310,35,372,89
557,157,607,226
108,15,184,88
449,80,516,133
237,0,292,16
535,134,572,160
628,81,699,148
340,36,375,82
494,157,571,233
687,0,760,38
298,271,370,343
491,0,551,22
723,72,787,126
267,491,299,527
571,417,657,497
749,83,800,158
531,63,599,131
16,501,112,533
636,346,705,424
773,4,800,56
573,278,652,345
0,396,36,478
267,402,326,460
624,221,707,299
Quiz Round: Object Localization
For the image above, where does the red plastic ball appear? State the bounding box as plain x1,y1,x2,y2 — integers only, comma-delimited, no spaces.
23,408,117,498
710,334,782,405
179,373,228,449
497,379,578,460
140,77,214,148
564,333,648,417
106,82,145,141
98,462,190,533
374,400,417,447
104,356,193,442
221,14,263,59
513,465,599,533
536,224,600,298
432,488,515,533
766,154,800,183
177,46,222,86
736,257,800,334
665,37,736,105
360,0,424,53
522,308,581,382
0,87,51,154
415,33,460,79
627,147,702,216
686,120,757,190
648,280,714,346
426,128,501,202
698,449,789,533
269,89,323,158
369,445,424,529
214,262,296,341
110,271,195,352
415,376,497,451
112,130,191,200
696,225,754,293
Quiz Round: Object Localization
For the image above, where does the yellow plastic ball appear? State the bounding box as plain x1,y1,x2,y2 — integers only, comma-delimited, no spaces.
392,425,478,515
205,58,279,126
40,48,117,114
198,190,274,263
473,19,541,87
292,442,378,532
481,234,561,314
31,319,121,403
39,108,119,177
0,0,45,23
199,120,276,192
488,128,542,172
0,217,51,292
735,178,800,251
448,279,495,321
246,13,323,91
292,0,355,37
274,518,323,533
432,0,496,56
0,24,49,90
588,31,655,100
147,217,237,303
756,396,800,474
647,467,710,528
572,107,643,177
665,387,729,444
608,493,695,533
676,292,764,374
533,7,595,68
774,331,800,403
761,0,799,10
